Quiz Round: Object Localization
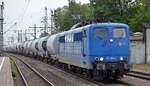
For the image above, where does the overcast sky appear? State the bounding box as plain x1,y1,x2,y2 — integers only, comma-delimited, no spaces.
0,0,89,45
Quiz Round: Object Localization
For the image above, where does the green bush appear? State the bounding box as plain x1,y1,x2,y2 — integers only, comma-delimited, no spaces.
12,70,18,77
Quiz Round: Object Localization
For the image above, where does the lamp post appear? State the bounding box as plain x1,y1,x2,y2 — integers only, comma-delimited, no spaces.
0,2,4,51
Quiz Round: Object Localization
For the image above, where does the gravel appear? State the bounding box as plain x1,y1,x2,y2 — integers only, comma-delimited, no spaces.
9,54,150,86
19,55,99,86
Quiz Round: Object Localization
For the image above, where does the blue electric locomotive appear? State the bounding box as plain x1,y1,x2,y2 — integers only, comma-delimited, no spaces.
47,23,132,80
87,23,132,79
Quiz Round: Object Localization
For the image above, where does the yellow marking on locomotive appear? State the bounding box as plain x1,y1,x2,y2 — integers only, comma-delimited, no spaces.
52,57,59,60
42,56,48,59
45,56,48,58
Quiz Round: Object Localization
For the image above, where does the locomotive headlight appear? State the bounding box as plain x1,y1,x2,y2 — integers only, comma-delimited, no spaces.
95,57,99,61
95,57,104,61
120,57,124,60
100,57,104,61
109,39,113,43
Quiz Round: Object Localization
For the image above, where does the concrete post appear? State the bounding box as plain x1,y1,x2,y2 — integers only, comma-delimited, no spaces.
144,24,150,63
34,24,36,39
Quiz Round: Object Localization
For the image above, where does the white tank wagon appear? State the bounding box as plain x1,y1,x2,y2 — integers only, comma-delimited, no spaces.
16,43,21,52
31,39,40,57
9,44,17,53
47,34,59,58
23,41,29,55
20,42,26,54
15,43,20,53
37,36,49,58
26,40,34,56
7,45,13,52
19,42,26,54
14,44,18,53
17,43,23,53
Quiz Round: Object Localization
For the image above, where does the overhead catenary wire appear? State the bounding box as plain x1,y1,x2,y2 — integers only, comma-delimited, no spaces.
17,0,31,27
3,22,17,34
4,0,31,34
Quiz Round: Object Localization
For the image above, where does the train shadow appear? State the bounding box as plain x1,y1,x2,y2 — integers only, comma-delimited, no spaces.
98,79,134,86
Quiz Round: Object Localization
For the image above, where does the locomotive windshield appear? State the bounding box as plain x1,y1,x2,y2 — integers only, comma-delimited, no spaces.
113,28,126,38
94,28,108,38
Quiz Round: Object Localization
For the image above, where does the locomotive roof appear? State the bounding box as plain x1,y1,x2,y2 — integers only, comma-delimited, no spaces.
56,23,129,36
91,23,129,27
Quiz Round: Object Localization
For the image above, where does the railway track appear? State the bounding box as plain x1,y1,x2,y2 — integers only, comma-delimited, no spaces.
126,70,150,81
10,54,98,86
10,55,54,86
17,55,134,86
54,65,134,86
10,57,28,86
55,65,106,86
9,54,135,86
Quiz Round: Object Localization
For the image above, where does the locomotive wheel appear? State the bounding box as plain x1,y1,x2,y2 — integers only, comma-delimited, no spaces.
93,69,104,81
113,70,124,79
86,70,93,79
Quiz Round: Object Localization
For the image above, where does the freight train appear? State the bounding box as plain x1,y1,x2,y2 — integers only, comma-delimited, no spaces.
4,23,132,80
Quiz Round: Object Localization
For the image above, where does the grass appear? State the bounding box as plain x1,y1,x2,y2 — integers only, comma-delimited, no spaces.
12,70,18,77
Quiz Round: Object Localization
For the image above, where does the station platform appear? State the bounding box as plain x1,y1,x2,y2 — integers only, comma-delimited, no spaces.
0,57,14,86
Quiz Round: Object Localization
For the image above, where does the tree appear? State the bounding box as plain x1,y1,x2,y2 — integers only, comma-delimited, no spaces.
53,0,92,32
128,0,150,32
53,0,150,33
90,0,132,21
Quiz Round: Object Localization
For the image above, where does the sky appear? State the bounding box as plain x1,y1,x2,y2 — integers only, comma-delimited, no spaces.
0,0,89,45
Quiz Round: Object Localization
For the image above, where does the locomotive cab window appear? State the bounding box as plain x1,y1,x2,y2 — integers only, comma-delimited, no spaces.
74,32,83,41
94,28,108,38
113,28,126,38
59,36,65,43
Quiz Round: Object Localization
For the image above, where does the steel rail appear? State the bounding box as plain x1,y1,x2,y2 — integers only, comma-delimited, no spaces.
11,55,54,86
126,72,150,81
10,57,29,86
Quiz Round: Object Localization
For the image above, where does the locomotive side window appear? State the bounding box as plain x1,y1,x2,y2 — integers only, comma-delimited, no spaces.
113,28,126,38
94,28,108,38
59,36,65,43
74,32,83,41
